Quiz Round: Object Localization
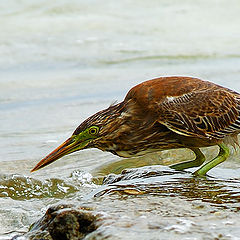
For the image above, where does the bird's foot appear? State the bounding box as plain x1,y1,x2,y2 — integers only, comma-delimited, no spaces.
193,143,230,176
169,148,205,171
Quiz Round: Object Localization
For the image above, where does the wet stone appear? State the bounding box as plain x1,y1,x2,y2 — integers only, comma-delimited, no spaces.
91,166,240,209
13,204,98,240
102,166,184,184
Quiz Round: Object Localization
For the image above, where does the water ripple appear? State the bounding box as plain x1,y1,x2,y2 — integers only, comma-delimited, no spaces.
0,174,78,200
89,166,240,210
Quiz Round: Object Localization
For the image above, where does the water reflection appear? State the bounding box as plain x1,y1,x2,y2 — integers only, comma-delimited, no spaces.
91,166,240,210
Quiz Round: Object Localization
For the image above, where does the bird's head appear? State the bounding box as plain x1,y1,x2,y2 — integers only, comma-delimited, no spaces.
31,103,124,172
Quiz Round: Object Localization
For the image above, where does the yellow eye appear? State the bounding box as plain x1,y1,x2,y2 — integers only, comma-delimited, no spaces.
88,126,99,135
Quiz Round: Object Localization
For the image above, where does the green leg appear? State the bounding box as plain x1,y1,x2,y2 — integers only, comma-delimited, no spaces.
193,143,230,176
170,148,206,171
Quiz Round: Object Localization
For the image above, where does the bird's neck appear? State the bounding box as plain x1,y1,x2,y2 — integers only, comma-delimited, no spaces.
95,100,182,156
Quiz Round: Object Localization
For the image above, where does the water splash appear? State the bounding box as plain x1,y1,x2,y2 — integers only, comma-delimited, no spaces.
0,174,78,200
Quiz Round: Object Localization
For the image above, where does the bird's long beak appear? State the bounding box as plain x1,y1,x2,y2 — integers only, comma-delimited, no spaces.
31,136,88,172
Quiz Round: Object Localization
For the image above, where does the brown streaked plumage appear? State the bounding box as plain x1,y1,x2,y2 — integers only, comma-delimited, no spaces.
31,76,240,175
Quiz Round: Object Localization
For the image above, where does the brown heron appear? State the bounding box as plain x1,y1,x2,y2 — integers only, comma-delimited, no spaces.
31,76,240,176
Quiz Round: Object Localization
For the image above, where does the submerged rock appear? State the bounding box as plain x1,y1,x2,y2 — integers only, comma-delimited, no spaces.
12,166,240,240
13,204,98,240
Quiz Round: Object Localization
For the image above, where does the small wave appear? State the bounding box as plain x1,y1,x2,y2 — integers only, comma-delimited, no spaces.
0,174,78,200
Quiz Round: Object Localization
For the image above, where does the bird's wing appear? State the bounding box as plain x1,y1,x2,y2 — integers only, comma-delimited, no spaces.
158,89,240,139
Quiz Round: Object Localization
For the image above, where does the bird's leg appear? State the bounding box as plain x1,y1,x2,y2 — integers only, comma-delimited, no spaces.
169,148,205,171
193,143,230,176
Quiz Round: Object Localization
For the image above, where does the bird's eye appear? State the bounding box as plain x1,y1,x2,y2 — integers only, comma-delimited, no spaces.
88,126,99,135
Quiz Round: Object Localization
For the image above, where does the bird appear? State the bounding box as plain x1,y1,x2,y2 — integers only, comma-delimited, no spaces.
31,76,240,176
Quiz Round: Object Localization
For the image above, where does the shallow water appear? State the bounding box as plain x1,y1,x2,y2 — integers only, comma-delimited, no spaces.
1,0,240,239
